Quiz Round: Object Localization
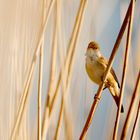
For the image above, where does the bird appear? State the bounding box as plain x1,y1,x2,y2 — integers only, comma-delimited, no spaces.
85,41,124,113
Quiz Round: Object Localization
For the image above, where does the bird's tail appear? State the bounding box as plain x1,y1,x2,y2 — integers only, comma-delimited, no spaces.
108,87,124,113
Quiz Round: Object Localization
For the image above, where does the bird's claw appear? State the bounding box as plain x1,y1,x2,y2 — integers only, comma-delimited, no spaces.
101,75,107,84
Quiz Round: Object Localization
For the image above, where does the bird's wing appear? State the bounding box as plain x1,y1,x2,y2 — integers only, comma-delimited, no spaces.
96,56,108,69
98,56,120,88
110,68,120,88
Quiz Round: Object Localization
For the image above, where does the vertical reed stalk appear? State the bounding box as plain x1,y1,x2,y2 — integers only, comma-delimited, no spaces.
38,42,44,140
52,1,63,139
54,96,64,140
10,62,35,140
41,2,58,140
121,71,140,139
113,0,135,139
130,101,140,140
10,1,55,139
63,106,73,140
37,0,46,139
79,1,132,139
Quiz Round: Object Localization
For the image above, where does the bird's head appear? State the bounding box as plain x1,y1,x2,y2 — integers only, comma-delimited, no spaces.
85,41,101,58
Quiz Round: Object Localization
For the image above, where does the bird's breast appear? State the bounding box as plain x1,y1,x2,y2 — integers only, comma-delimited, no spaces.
85,60,104,85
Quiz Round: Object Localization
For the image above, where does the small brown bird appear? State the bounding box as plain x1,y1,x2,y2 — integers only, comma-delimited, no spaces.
85,41,124,113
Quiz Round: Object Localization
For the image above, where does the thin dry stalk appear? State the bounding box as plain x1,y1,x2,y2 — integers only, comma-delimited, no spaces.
52,1,63,139
79,1,132,139
37,0,46,139
131,101,140,140
10,62,35,140
121,71,140,140
10,1,55,139
38,44,44,140
41,2,58,140
113,0,135,139
63,106,73,140
12,69,33,140
54,96,64,140
42,0,87,138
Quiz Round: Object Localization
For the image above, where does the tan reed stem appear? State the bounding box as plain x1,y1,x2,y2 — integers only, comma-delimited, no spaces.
41,2,58,140
54,96,64,140
42,0,87,138
79,1,132,139
37,0,46,139
52,1,63,139
10,1,55,139
130,100,140,140
113,0,135,139
10,62,35,140
121,71,140,140
63,106,73,140
38,44,44,140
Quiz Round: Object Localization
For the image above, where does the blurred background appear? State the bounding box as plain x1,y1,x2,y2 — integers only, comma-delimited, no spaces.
0,0,139,140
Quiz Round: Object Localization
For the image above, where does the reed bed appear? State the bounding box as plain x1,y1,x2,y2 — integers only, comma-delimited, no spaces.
0,0,139,140
10,0,55,139
42,0,87,139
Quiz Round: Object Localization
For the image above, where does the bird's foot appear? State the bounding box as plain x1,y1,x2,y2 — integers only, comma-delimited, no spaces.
94,94,101,101
101,75,107,84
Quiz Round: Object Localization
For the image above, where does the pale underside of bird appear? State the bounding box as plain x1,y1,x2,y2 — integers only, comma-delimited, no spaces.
85,41,124,113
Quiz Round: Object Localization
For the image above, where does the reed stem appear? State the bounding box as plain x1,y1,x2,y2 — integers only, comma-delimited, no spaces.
37,0,46,139
130,101,140,140
113,0,135,139
38,44,43,140
121,71,140,140
41,1,58,139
